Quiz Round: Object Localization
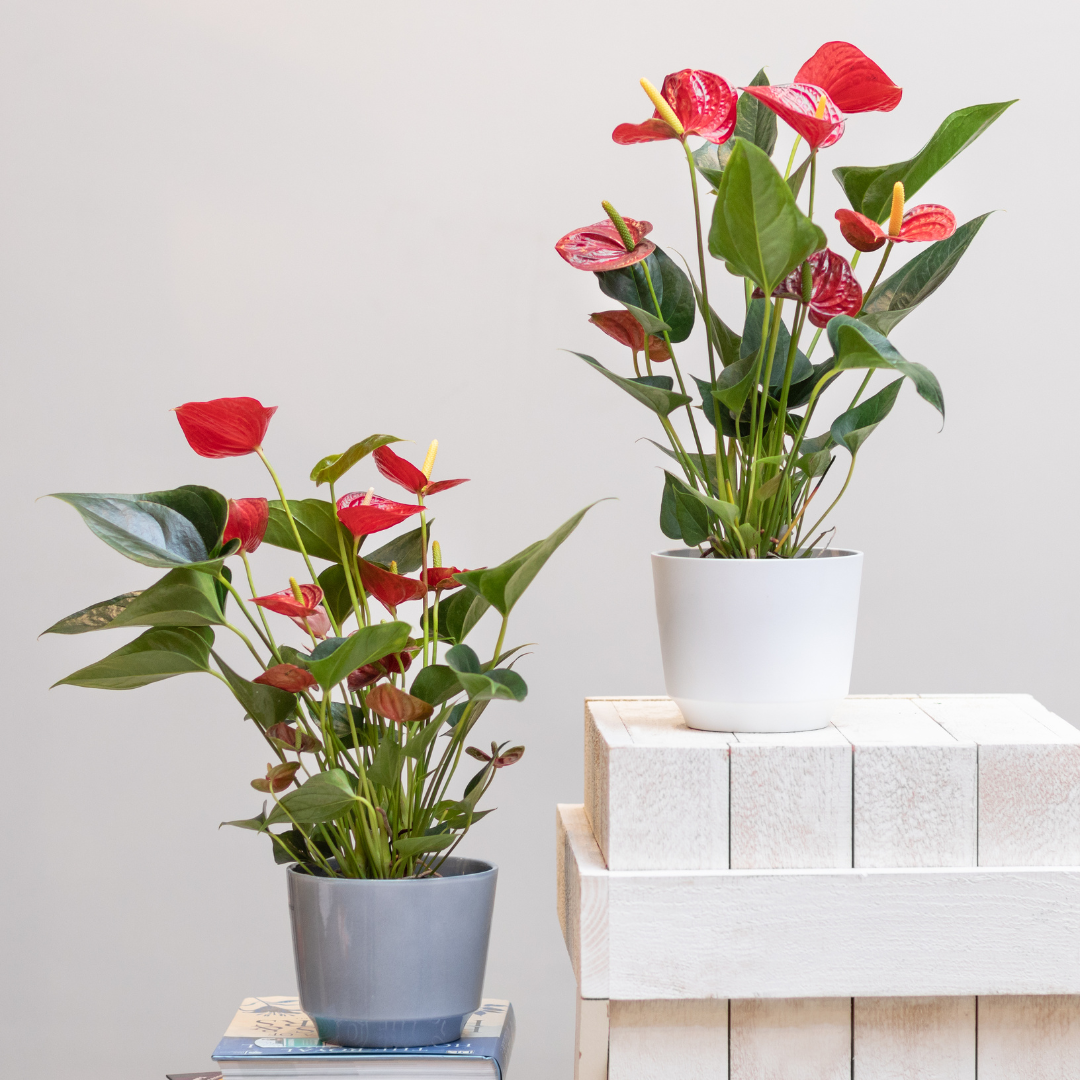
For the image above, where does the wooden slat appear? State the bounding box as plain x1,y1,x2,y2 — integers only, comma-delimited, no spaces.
559,804,1080,1000
831,697,977,868
976,995,1080,1079
853,997,975,1079
919,697,1080,866
574,994,609,1080
608,999,727,1080
584,699,732,870
729,726,852,869
730,998,850,1080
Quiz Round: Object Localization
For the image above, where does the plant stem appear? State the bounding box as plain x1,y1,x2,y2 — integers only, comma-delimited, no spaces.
847,371,874,410
419,505,431,665
796,452,858,554
807,150,818,219
224,621,266,668
784,135,802,180
330,481,365,631
218,573,277,658
682,141,717,385
861,243,894,306
241,552,279,655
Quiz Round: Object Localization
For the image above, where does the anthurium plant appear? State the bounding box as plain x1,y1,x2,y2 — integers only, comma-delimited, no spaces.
557,42,1014,558
45,397,596,878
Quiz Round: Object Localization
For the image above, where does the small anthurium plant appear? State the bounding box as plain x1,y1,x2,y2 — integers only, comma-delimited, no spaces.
45,397,597,877
557,42,1015,558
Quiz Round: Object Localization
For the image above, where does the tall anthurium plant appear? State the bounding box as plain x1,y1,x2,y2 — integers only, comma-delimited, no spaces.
45,398,597,878
557,42,1015,557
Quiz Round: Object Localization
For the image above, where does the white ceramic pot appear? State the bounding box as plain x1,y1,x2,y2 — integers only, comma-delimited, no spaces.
651,548,863,733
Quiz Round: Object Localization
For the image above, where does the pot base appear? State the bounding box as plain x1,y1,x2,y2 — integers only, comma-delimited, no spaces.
313,1013,468,1049
675,696,838,733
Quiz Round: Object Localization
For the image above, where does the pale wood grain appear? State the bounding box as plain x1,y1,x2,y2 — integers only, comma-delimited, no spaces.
584,700,731,871
730,998,850,1080
574,994,609,1080
977,995,1080,1079
557,803,609,998
608,999,727,1080
832,697,977,868
730,727,852,869
919,697,1080,865
853,997,974,1079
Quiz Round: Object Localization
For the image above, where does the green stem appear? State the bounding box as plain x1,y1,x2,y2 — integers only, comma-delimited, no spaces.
795,453,858,555
240,552,279,656
682,141,716,386
218,573,277,660
847,371,874,410
224,621,266,668
784,135,802,181
807,150,818,219
419,505,430,665
860,243,894,308
330,481,365,631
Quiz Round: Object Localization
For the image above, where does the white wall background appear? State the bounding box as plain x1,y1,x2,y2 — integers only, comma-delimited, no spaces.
1,2,1076,1077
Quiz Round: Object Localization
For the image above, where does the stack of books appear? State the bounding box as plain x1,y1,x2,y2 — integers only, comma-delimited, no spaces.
169,996,515,1079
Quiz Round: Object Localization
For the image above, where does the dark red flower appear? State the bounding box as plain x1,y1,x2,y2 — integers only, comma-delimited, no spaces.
254,663,318,693
612,70,737,145
366,682,434,725
358,559,427,613
465,742,525,768
835,205,956,252
223,498,269,553
251,761,301,793
421,567,466,593
755,249,863,328
252,583,330,639
555,218,655,272
588,311,671,361
347,651,413,691
266,722,322,753
739,83,845,150
372,445,468,498
173,397,277,458
795,42,902,114
336,492,423,537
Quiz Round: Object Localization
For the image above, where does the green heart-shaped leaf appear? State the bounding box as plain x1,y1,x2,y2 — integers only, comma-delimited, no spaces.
52,626,213,690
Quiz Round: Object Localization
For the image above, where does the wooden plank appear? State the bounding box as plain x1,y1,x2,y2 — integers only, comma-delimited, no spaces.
919,697,1080,866
832,697,977,868
730,998,850,1080
559,805,1080,999
729,726,852,869
584,699,732,871
608,999,727,1080
558,803,609,998
853,997,975,1079
574,995,609,1080
977,995,1080,1079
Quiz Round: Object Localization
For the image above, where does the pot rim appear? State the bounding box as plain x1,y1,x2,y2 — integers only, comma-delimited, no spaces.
287,855,497,883
652,547,863,561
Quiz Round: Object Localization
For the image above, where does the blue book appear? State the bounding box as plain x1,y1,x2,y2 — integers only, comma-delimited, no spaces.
212,997,515,1079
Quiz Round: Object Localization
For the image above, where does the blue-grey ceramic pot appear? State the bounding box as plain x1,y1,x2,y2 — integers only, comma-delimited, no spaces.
287,857,497,1048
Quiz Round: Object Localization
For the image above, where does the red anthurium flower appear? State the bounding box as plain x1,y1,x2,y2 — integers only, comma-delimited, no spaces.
253,583,331,639
173,397,277,458
223,498,269,554
589,311,671,362
358,559,427,613
251,761,301,793
555,218,655,272
796,42,902,114
465,742,525,768
253,663,318,693
612,70,737,145
835,205,957,252
421,567,466,593
347,651,413,691
756,249,863,328
739,83,845,150
366,683,434,725
266,722,322,754
372,445,469,498
336,492,423,537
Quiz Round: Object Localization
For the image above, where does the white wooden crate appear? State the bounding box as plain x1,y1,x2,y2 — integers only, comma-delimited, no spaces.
565,694,1080,1079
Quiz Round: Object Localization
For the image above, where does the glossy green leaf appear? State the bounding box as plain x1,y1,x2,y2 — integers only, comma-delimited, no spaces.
833,101,1016,222
394,833,455,858
455,502,603,617
330,702,369,747
595,246,695,342
50,486,228,571
787,357,836,409
734,68,776,154
861,213,992,336
827,316,944,418
666,471,739,531
43,568,225,635
830,377,904,454
740,299,813,387
366,737,404,788
709,138,825,293
213,651,297,728
692,141,731,188
660,471,683,541
621,302,671,336
684,265,742,367
305,621,412,689
754,474,782,502
714,357,757,416
797,447,834,478
410,664,464,706
365,522,428,574
310,435,403,486
434,587,490,645
444,644,527,701
220,808,267,832
317,564,355,625
265,769,357,826
264,499,341,563
53,626,213,690
403,715,443,759
787,155,811,199
570,353,691,416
